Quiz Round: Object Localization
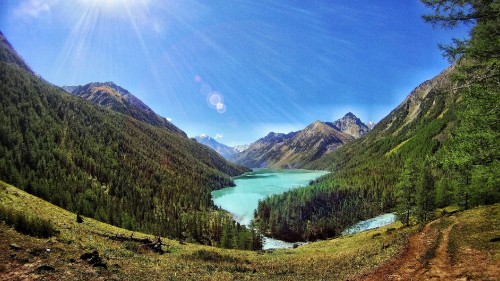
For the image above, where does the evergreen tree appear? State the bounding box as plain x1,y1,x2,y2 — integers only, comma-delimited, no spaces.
395,163,417,226
422,0,500,208
415,160,435,222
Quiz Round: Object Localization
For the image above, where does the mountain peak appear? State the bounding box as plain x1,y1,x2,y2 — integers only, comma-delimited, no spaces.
328,112,369,138
234,119,354,168
344,112,357,119
306,120,330,132
67,82,187,137
195,135,238,159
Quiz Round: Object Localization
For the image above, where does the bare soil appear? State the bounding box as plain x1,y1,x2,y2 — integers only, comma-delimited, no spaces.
357,215,500,281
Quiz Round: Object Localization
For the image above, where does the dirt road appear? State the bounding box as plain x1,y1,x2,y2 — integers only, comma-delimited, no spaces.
358,215,499,281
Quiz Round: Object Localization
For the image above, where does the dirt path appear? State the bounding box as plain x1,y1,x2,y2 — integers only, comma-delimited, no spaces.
357,218,459,281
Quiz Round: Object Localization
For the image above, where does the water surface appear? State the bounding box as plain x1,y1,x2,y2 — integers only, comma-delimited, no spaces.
341,213,397,235
212,169,329,226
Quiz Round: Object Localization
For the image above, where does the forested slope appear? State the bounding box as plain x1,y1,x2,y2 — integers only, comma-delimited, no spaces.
256,0,499,242
0,32,257,249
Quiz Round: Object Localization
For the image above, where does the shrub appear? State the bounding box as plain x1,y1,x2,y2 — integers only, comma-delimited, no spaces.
123,241,144,254
189,249,238,263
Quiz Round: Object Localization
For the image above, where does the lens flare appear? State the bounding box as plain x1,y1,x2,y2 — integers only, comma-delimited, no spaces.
216,103,227,114
209,92,223,106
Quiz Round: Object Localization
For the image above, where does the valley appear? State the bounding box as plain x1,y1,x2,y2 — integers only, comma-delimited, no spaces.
0,0,498,279
1,181,498,280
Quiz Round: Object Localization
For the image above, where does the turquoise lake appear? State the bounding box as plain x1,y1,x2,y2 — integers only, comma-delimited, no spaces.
212,169,329,226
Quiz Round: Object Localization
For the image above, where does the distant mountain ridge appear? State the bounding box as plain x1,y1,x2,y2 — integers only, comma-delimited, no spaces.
195,135,239,159
234,144,249,152
63,82,186,137
232,113,369,168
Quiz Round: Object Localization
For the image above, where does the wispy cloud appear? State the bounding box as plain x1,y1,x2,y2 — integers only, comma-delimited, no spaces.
14,0,54,19
166,117,172,122
214,133,223,139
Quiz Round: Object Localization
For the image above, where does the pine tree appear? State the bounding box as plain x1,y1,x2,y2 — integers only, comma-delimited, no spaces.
395,163,417,226
422,0,500,208
415,161,435,222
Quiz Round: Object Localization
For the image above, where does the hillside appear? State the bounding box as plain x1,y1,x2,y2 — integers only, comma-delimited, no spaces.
0,31,32,73
232,113,367,168
195,135,239,159
0,32,252,247
257,41,498,241
1,180,497,280
308,64,457,171
256,64,462,241
63,82,187,137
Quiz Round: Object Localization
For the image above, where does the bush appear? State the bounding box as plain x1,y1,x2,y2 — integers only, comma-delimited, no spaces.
0,205,57,238
123,241,144,254
189,249,238,263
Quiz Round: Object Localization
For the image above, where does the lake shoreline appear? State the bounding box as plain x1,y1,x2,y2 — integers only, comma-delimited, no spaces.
212,169,396,249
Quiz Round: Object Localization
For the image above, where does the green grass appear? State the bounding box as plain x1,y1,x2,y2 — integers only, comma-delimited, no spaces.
385,138,411,156
0,203,57,238
0,179,497,280
448,205,500,259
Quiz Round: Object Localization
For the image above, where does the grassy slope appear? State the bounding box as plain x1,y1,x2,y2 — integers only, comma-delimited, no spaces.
2,180,498,280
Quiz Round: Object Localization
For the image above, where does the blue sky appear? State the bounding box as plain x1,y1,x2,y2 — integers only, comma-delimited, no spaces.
0,0,469,145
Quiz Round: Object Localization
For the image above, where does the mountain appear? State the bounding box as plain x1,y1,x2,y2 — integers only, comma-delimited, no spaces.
195,134,239,159
232,113,368,168
233,144,249,152
0,32,252,246
256,65,464,241
366,121,376,130
63,82,186,137
326,112,370,138
0,31,32,73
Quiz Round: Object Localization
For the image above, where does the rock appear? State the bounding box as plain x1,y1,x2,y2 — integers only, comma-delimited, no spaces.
149,236,164,254
76,213,84,223
293,243,299,248
80,251,95,260
36,265,55,273
9,243,21,250
89,254,102,265
92,261,107,268
81,250,107,269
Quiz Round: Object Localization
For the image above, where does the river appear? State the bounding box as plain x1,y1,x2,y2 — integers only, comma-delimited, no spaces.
212,169,396,249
